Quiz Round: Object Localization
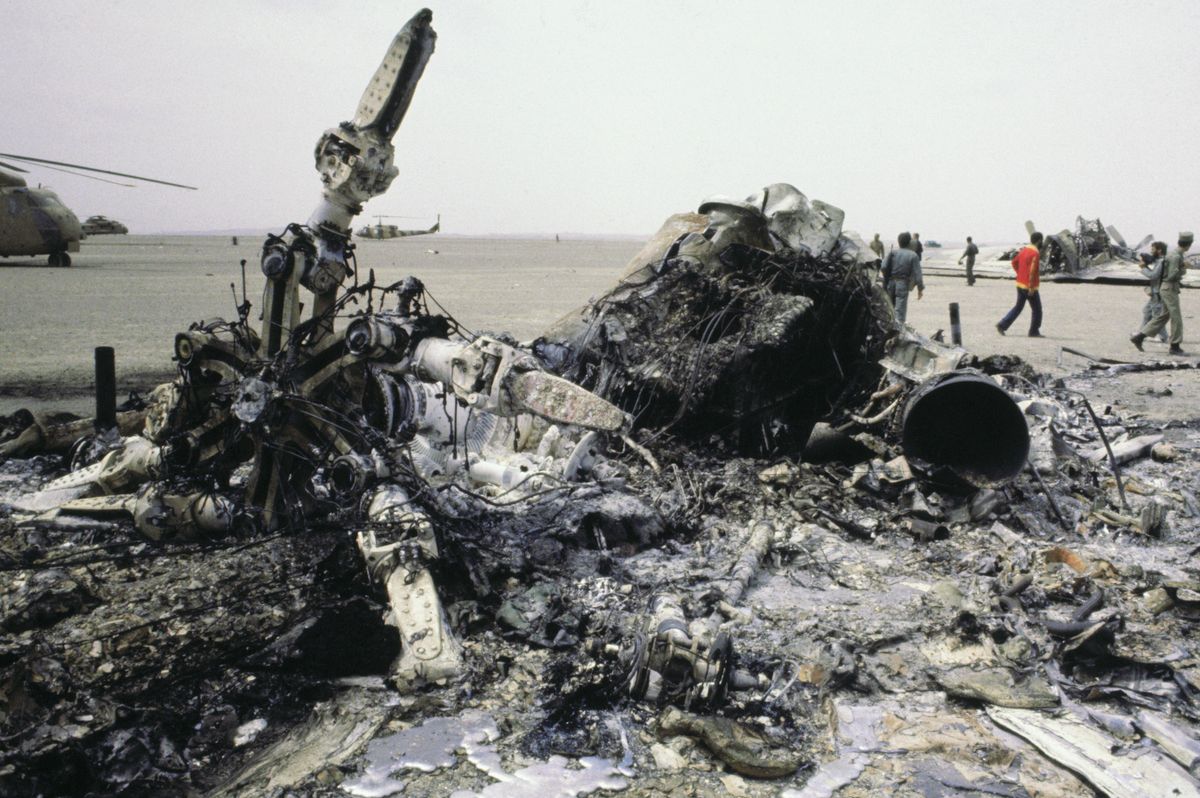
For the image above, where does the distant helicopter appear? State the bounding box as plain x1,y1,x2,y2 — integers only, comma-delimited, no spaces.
355,213,440,239
81,215,129,236
0,153,195,267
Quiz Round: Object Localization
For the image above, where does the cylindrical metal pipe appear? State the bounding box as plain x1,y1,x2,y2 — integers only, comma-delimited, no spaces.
901,369,1029,488
329,453,377,499
94,346,116,431
949,303,962,346
907,518,950,541
468,460,535,490
411,337,462,386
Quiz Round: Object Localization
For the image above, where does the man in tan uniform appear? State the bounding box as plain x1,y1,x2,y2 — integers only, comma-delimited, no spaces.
1132,231,1192,355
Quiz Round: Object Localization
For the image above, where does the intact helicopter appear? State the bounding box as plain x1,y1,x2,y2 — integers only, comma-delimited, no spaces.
81,215,129,236
0,153,195,267
355,212,440,239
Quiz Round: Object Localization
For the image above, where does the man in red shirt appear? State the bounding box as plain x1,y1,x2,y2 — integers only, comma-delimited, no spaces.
996,231,1043,337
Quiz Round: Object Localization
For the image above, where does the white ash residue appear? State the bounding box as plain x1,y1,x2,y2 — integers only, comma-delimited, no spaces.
341,710,628,798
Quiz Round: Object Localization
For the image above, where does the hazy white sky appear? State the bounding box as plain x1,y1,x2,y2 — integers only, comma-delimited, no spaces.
4,0,1198,242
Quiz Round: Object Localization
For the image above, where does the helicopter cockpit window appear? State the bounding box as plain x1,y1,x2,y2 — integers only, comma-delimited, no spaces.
7,195,20,217
28,192,59,210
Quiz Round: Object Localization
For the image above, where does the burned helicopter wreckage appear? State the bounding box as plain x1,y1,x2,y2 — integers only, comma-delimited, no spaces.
5,9,1199,798
533,185,1030,487
1041,217,1148,275
1003,217,1158,280
6,172,1034,686
7,9,636,689
4,4,1028,686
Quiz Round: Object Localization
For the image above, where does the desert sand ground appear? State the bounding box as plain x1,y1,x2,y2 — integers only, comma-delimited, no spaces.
1,235,1196,421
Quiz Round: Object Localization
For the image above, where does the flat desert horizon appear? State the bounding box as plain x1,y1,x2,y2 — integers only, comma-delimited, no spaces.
1,233,1195,421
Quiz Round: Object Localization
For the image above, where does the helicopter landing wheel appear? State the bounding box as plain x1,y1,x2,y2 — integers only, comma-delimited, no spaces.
48,251,71,267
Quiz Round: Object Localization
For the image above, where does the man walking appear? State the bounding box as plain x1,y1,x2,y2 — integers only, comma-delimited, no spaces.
1139,242,1169,344
912,232,924,261
881,231,924,324
869,233,885,260
958,236,979,285
996,231,1043,337
1132,231,1192,355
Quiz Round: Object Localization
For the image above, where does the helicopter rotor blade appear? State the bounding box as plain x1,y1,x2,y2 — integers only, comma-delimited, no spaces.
24,161,137,187
0,153,197,190
0,160,30,173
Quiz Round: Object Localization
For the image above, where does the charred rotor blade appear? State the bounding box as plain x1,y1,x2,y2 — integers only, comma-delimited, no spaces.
0,159,30,173
506,371,629,432
352,8,437,139
0,153,197,190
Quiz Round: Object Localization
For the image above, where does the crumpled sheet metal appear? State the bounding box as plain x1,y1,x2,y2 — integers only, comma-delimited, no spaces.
1136,709,1200,774
611,213,708,285
792,698,1090,798
744,183,845,259
987,707,1200,798
215,689,394,794
3,134,1199,798
935,665,1059,709
877,330,970,383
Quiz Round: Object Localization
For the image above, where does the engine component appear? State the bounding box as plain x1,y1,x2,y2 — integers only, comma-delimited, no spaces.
357,484,462,685
901,369,1030,488
133,487,236,542
604,594,762,710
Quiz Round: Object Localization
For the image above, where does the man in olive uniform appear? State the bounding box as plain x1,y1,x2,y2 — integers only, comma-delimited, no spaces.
912,232,924,260
869,233,885,260
1132,231,1192,355
1139,241,1169,344
958,236,979,285
881,231,924,323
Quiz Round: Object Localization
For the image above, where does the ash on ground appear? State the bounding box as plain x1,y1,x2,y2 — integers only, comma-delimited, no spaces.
3,306,1200,798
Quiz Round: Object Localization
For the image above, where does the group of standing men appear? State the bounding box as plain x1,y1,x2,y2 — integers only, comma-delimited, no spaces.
870,229,991,326
869,228,1190,354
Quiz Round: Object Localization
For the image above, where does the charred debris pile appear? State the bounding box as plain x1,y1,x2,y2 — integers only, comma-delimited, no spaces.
534,186,896,457
2,183,1198,796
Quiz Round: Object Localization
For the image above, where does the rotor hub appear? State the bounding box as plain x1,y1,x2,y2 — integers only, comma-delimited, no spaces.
232,377,273,424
